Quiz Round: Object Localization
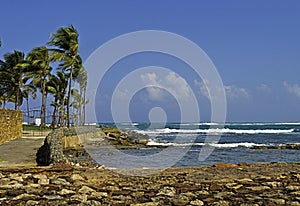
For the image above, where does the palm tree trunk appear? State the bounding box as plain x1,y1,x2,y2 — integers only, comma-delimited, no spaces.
51,105,57,128
67,65,73,128
15,88,19,110
79,87,83,125
83,87,86,125
27,98,30,125
41,78,47,128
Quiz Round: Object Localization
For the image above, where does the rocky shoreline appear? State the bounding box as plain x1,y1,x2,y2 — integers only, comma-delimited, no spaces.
2,127,300,205
1,162,300,205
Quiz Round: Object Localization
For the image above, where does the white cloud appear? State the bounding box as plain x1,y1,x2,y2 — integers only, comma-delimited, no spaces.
141,72,191,101
284,81,300,99
225,85,250,99
257,84,271,93
194,80,250,100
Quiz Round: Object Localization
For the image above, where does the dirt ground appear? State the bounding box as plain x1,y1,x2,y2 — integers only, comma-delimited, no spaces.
0,135,47,167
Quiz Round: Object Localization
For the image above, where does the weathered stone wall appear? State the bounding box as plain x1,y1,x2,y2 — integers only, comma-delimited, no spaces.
0,108,22,144
36,127,102,166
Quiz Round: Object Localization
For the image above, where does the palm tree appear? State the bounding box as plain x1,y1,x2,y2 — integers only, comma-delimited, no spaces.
71,88,81,126
0,50,28,109
26,46,52,128
48,25,81,127
46,72,68,128
22,84,37,125
73,65,87,125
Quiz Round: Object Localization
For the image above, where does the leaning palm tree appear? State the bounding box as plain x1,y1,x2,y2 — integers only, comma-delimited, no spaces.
0,50,28,109
26,46,52,128
47,25,81,127
46,72,68,127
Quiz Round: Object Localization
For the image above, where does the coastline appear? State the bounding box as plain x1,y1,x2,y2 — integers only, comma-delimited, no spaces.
1,162,300,205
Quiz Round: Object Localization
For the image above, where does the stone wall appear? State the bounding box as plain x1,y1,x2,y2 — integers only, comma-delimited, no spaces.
0,108,22,144
36,127,102,166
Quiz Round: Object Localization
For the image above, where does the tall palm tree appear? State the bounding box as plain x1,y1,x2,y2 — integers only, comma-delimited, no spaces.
26,46,52,128
48,25,81,127
71,88,81,126
0,50,28,109
22,84,37,125
73,65,87,125
46,72,68,128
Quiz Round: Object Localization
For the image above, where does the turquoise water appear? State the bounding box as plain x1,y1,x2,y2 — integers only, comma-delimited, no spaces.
93,122,300,167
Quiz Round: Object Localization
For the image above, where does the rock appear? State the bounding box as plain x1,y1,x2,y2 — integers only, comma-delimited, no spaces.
78,185,95,194
157,186,176,197
212,163,237,168
225,183,243,190
70,194,87,202
214,191,234,199
212,200,230,206
237,162,248,166
190,199,205,205
266,198,286,205
70,174,84,181
25,200,40,206
12,193,36,200
237,178,254,183
50,178,70,185
86,200,102,206
210,183,223,191
246,186,270,191
291,191,300,196
286,185,300,191
263,181,281,188
0,183,24,189
43,195,64,200
58,189,76,196
33,174,49,185
9,173,23,182
130,203,159,206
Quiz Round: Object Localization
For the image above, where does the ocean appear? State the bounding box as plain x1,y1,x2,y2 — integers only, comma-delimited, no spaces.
91,122,300,168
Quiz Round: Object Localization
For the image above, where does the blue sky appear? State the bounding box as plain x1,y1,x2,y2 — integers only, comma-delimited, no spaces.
1,1,300,122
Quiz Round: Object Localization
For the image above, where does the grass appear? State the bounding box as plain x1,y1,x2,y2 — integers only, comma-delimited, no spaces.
23,125,52,131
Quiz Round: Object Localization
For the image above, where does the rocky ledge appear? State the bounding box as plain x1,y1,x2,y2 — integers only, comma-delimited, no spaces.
36,126,152,167
1,162,300,205
252,144,300,150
